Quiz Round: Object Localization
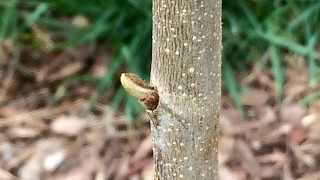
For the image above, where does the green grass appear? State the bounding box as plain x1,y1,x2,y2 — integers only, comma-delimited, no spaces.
1,0,320,121
222,0,320,116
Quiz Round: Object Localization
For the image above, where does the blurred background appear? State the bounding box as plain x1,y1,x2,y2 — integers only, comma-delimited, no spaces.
0,0,320,179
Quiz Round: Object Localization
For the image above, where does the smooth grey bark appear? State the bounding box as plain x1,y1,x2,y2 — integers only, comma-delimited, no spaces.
150,0,222,179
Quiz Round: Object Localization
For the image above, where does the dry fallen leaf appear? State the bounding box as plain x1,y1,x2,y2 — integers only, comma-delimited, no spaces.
0,168,16,180
8,126,41,139
18,139,67,180
241,89,270,107
219,165,237,180
50,115,88,136
131,135,152,163
53,148,99,180
281,101,307,123
288,123,308,145
141,163,154,180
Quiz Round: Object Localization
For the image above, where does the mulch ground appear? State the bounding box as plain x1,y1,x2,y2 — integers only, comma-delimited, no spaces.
0,42,320,180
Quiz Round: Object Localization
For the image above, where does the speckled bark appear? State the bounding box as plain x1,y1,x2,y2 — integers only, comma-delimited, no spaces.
150,0,221,179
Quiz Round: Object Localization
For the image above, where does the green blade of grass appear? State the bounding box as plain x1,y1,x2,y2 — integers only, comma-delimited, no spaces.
298,91,320,106
20,3,49,32
56,10,113,49
0,0,17,43
222,60,245,119
110,87,126,109
238,0,262,32
53,74,100,104
265,19,285,100
306,33,319,87
88,56,123,111
269,44,284,100
287,2,320,32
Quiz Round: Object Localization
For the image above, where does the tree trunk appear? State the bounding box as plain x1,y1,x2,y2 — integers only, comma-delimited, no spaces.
150,0,222,179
